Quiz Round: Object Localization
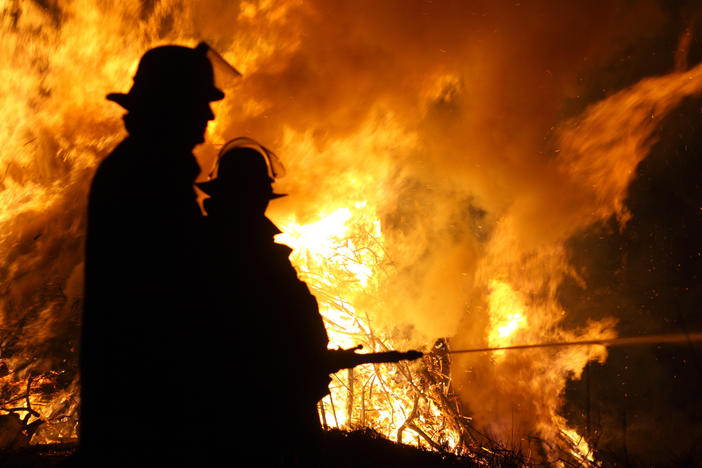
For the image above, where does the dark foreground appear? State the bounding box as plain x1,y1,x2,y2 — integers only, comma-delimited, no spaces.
0,429,525,468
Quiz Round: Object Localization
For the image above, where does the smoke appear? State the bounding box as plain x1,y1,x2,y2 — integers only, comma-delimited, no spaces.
220,1,679,451
215,0,665,329
1,0,700,456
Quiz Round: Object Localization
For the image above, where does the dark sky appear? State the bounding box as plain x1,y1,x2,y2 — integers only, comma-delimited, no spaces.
560,5,702,462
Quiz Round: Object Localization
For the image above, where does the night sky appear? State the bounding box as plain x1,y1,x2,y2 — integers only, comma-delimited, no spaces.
560,4,702,462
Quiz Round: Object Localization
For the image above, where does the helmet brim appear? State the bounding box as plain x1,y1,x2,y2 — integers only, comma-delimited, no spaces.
106,92,132,110
195,180,287,200
106,87,225,111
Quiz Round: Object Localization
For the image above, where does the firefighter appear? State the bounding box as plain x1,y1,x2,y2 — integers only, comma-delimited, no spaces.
198,140,330,465
83,43,228,466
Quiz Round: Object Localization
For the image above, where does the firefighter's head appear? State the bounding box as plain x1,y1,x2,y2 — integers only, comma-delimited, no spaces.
107,43,228,149
198,138,286,216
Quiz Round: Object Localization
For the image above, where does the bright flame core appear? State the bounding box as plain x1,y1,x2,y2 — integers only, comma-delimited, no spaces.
275,202,464,450
488,281,527,340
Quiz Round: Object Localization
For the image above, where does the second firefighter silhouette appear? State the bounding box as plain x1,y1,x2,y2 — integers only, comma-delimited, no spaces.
198,140,329,455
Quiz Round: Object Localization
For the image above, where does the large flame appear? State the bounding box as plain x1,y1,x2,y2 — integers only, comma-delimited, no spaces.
1,0,701,462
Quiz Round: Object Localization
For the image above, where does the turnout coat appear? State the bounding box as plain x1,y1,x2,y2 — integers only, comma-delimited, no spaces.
82,135,206,452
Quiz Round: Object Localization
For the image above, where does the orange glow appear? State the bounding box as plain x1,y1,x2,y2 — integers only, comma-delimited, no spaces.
2,1,702,464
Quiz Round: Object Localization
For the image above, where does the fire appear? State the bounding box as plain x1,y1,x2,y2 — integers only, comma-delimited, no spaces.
1,1,702,464
560,425,597,466
274,200,466,449
488,280,527,341
276,204,378,292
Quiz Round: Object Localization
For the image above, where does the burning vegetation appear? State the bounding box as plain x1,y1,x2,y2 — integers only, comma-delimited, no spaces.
1,0,702,466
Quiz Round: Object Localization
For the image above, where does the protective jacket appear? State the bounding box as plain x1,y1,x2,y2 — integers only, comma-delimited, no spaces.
202,208,330,446
82,135,206,453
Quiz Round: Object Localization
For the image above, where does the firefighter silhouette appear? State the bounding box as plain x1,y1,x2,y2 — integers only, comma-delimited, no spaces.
82,43,235,466
198,139,330,465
